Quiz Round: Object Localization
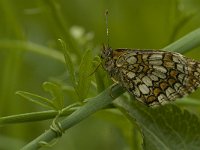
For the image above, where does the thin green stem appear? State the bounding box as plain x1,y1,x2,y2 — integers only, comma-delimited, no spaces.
0,40,64,63
176,97,200,106
0,108,76,125
22,85,124,150
163,28,200,53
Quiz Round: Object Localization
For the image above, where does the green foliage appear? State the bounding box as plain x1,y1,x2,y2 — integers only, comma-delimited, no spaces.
42,82,64,110
16,82,64,110
94,56,113,93
59,39,76,87
1,0,200,150
115,99,200,150
75,49,93,101
59,39,93,101
16,91,55,110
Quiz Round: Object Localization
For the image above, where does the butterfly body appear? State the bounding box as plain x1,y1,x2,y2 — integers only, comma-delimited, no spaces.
101,47,200,107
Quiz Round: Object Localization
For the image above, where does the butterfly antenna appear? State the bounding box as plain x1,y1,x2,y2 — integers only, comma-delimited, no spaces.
105,9,109,48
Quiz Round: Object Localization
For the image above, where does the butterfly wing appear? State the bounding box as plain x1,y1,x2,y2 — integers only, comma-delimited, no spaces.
113,49,200,107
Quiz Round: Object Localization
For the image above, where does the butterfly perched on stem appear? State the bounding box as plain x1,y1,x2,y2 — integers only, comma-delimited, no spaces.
101,10,200,107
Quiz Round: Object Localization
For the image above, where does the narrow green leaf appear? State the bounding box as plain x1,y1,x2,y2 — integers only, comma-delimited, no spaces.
176,97,200,106
169,12,196,42
94,56,113,93
164,28,200,53
42,82,64,110
58,39,76,87
94,64,106,93
16,91,55,109
0,106,78,125
93,56,106,93
114,99,200,150
75,49,93,101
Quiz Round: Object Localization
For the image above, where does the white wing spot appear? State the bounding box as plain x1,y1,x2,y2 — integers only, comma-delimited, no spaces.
153,65,167,73
139,84,150,94
133,86,141,97
126,56,137,64
149,74,159,81
158,94,169,104
152,70,166,79
149,54,163,60
149,60,163,65
127,72,136,79
142,76,153,86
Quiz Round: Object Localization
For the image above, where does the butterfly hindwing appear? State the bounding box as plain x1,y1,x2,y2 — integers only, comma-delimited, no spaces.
112,49,200,106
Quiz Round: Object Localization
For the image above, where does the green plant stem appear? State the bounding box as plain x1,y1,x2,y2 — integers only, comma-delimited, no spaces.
21,85,124,150
21,28,200,149
0,108,76,125
164,28,200,53
176,97,200,106
0,40,64,63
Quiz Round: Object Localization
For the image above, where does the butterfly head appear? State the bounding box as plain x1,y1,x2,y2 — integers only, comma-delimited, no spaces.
101,44,117,75
101,44,112,59
100,10,115,73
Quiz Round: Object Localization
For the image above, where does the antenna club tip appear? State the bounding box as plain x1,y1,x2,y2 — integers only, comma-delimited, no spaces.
105,9,109,15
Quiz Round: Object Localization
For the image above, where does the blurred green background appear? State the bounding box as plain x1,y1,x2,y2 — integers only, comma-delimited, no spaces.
0,0,200,149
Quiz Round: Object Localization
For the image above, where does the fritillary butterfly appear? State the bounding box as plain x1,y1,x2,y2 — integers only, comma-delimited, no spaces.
101,11,200,107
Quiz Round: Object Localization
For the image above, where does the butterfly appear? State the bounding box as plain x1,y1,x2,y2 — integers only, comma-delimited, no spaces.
101,47,200,107
101,11,200,107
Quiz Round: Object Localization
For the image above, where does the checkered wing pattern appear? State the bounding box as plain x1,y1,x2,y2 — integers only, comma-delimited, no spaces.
102,48,200,107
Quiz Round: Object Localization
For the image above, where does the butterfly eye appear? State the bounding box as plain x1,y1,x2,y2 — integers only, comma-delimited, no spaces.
105,48,111,56
101,47,112,59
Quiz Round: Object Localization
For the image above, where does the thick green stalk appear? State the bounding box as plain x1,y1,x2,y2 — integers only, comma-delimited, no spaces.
22,85,124,150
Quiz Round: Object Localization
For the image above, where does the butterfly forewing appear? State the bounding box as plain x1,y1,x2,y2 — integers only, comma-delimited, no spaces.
102,48,200,107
